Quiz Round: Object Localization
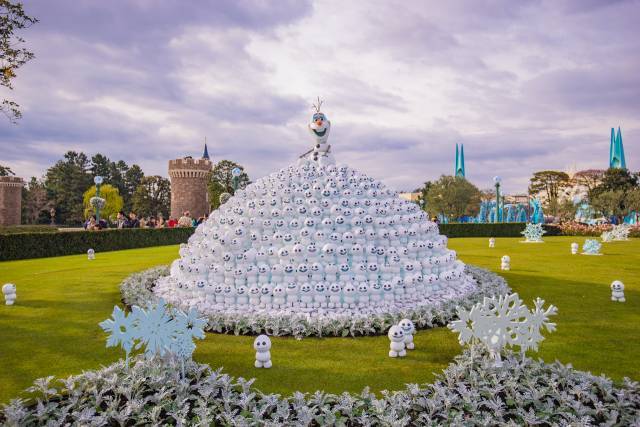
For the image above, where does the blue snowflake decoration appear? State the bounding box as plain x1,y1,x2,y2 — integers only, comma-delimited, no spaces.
582,239,602,255
521,223,546,242
100,299,207,366
99,306,136,363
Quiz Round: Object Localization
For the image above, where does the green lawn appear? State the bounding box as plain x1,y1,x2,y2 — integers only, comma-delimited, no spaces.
0,237,638,403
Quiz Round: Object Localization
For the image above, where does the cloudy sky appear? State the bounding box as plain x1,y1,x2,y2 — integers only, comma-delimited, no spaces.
1,0,639,193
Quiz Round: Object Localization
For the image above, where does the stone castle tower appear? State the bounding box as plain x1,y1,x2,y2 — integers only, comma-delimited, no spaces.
168,145,212,220
0,176,24,226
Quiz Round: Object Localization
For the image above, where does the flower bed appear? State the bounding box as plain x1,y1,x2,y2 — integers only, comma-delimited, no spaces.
558,221,640,237
120,265,509,338
2,348,638,425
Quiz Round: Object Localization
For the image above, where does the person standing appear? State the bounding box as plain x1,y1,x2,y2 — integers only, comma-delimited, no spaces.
178,211,193,227
116,211,128,229
128,212,140,228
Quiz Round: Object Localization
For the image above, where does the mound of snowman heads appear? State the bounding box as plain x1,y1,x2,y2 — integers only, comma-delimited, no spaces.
153,160,476,319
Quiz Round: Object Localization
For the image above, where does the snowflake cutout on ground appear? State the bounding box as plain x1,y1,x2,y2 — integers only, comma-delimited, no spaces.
99,305,136,363
100,299,207,371
601,224,631,242
448,293,557,366
521,223,546,242
582,239,602,255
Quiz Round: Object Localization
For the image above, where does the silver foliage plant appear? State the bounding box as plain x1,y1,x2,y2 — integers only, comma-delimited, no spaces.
2,347,639,425
120,265,510,338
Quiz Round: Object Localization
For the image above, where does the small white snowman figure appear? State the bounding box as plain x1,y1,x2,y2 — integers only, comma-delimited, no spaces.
87,248,95,260
2,283,16,305
611,280,625,302
488,238,495,248
571,242,579,255
253,334,272,368
500,255,510,271
398,318,415,350
388,325,406,357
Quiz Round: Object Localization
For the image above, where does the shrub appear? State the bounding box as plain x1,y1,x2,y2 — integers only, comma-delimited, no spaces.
2,348,638,425
0,225,58,235
439,223,561,237
0,228,195,261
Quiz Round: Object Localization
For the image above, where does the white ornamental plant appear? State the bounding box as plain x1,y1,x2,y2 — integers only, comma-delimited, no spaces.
521,223,546,243
448,293,557,366
601,224,631,242
100,299,207,376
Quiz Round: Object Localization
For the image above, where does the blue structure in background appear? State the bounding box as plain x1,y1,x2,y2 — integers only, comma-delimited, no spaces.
455,144,465,178
477,199,531,224
609,127,626,169
530,198,544,224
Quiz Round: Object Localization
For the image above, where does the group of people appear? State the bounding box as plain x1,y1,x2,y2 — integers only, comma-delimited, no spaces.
84,210,208,230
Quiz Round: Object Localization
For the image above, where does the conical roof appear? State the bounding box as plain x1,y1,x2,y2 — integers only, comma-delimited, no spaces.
155,159,476,317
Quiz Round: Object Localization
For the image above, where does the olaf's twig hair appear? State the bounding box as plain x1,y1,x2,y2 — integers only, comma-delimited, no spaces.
312,96,324,113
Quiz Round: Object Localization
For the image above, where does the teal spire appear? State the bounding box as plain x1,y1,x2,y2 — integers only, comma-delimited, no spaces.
609,127,626,169
202,143,210,160
455,143,465,177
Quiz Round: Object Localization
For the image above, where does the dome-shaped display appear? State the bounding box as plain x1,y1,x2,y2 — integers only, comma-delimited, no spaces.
154,160,477,317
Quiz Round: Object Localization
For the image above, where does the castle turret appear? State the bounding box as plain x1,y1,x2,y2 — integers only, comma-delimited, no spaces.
168,153,212,220
0,176,24,226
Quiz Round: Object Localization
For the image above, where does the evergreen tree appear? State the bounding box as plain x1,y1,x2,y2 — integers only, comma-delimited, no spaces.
131,175,170,218
45,151,92,225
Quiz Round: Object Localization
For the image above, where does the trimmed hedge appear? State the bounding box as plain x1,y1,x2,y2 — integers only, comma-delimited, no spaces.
0,228,195,261
439,222,561,238
0,223,563,261
0,225,58,234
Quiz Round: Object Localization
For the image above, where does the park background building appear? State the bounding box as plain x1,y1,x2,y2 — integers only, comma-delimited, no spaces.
168,145,212,220
0,176,24,226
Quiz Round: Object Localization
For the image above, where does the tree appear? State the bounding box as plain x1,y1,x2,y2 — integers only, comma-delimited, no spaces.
590,190,627,223
83,184,123,221
592,168,638,194
131,175,171,218
626,188,640,219
124,164,144,210
207,160,250,210
90,153,112,178
0,163,15,176
45,151,93,225
528,171,570,216
1,0,37,122
413,181,431,212
425,175,481,220
557,198,578,223
572,169,604,200
21,176,52,224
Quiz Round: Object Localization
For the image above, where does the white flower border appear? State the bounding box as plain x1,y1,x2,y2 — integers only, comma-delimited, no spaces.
3,348,639,425
120,265,510,338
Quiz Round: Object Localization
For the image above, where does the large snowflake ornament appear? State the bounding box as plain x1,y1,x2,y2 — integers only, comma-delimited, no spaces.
99,299,207,368
601,224,631,242
581,239,602,255
448,293,557,366
99,305,136,363
521,223,546,243
133,300,177,357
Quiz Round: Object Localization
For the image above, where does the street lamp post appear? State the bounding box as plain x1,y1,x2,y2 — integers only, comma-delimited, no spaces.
493,176,503,223
94,176,103,222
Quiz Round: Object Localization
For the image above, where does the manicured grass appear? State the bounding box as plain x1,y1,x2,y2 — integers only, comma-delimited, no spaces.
0,237,638,404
